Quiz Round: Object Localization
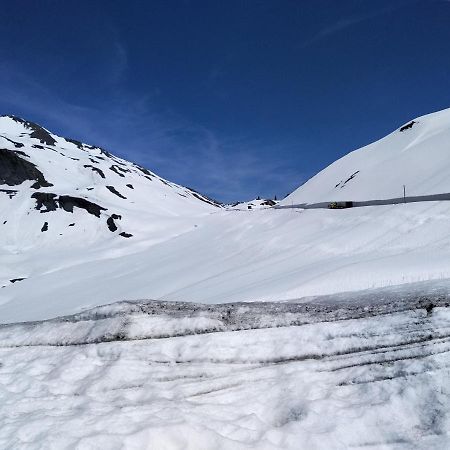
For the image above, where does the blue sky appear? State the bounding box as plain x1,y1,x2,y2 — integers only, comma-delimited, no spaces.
1,0,450,202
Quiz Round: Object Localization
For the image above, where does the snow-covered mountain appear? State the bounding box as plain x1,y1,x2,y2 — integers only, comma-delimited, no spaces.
281,108,450,205
0,115,220,246
1,109,450,324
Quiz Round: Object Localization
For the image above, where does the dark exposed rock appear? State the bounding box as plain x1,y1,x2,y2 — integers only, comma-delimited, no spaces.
343,171,359,185
64,137,84,150
336,170,360,189
119,232,133,238
0,136,24,148
68,223,75,227
126,184,134,189
58,196,107,217
99,148,112,158
106,185,127,199
41,222,48,232
0,148,53,189
334,171,360,189
260,199,276,206
3,220,6,224
400,121,416,132
6,116,57,146
0,189,17,199
134,164,153,178
83,165,105,178
13,150,29,157
31,180,51,189
114,164,129,173
10,277,26,283
32,144,44,149
109,165,126,177
31,192,107,218
106,217,117,232
106,213,122,232
31,192,58,212
188,189,221,207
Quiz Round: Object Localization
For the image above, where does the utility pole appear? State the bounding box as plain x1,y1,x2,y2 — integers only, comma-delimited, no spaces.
403,185,406,203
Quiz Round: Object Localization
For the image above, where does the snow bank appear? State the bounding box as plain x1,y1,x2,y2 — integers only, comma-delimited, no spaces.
0,291,449,449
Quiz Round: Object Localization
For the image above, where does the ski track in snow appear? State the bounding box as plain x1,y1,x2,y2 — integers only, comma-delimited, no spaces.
0,291,449,449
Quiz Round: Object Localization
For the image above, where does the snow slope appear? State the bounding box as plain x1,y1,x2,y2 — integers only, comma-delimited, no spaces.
0,115,219,249
280,108,450,205
2,201,450,323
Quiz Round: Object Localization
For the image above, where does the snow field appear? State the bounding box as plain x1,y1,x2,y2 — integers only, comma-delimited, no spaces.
2,201,450,323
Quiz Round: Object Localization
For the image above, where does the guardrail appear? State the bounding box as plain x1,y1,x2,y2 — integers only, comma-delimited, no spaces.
274,192,450,210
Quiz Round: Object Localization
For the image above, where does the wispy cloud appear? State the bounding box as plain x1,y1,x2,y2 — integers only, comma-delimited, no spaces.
109,41,129,85
0,61,304,202
300,2,409,48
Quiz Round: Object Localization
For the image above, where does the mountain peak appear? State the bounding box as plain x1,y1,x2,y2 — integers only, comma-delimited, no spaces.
0,114,57,146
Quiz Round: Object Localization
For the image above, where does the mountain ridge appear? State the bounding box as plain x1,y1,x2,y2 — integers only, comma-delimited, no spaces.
0,114,221,244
